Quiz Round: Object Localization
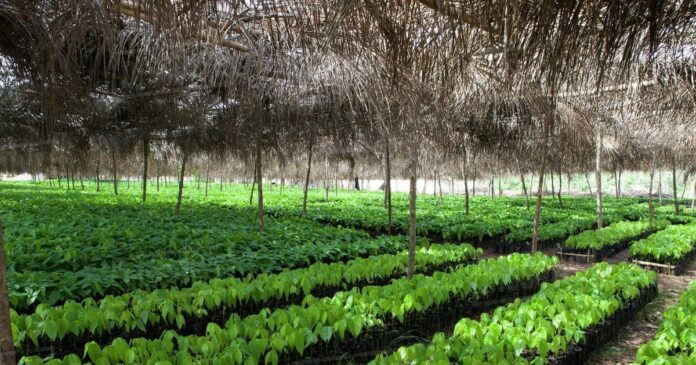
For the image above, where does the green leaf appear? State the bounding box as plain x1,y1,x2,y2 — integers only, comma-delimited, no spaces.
84,341,103,363
514,338,526,357
247,339,267,361
44,321,58,341
264,350,279,365
347,317,363,338
175,314,185,329
319,326,333,342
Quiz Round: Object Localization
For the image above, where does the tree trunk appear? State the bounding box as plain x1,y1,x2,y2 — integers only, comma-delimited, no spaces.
385,136,393,234
595,127,604,229
585,172,593,196
175,148,188,215
96,154,100,192
255,127,265,231
498,170,502,196
692,180,695,210
302,140,313,216
550,172,555,201
156,172,160,192
531,115,552,253
649,166,655,224
112,149,119,195
0,218,16,365
673,157,679,214
142,139,149,203
489,174,494,198
407,137,418,279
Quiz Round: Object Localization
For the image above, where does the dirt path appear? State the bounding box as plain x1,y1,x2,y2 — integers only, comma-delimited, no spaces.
586,256,696,364
484,246,696,364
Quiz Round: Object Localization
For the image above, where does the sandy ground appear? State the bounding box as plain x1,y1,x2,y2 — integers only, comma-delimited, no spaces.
585,254,696,364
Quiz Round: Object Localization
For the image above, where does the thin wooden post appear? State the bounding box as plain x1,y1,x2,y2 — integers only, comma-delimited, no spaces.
531,110,553,253
557,169,563,208
302,139,313,216
255,124,265,231
385,135,393,233
649,165,655,224
96,154,101,192
437,169,444,204
175,148,188,215
205,161,210,197
142,139,149,203
673,157,679,214
112,149,118,195
407,135,418,279
595,127,603,229
461,157,470,215
0,218,16,365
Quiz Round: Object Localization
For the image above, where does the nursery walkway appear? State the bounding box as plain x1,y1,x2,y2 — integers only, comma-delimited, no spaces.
586,251,696,364
485,246,696,364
